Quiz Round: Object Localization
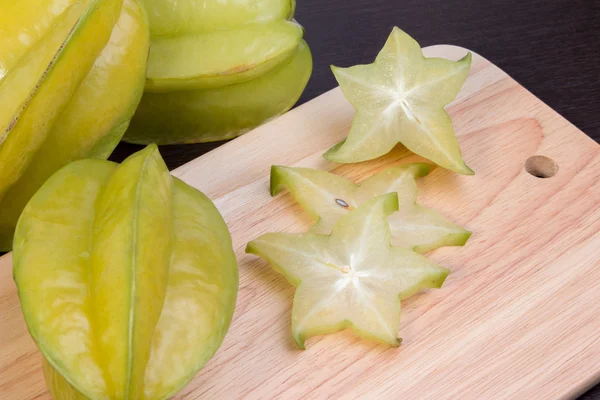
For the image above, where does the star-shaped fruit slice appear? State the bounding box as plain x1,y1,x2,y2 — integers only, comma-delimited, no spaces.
271,163,470,254
247,193,449,348
324,27,473,175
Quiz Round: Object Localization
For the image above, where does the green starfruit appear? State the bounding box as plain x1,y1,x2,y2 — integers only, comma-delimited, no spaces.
125,0,312,144
13,146,238,399
247,193,449,348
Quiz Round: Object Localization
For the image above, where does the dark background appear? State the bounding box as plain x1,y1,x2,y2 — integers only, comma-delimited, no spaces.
117,0,598,397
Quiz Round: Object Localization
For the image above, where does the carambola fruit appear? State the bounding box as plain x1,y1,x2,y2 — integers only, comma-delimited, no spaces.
13,146,238,399
271,164,471,253
0,0,150,251
247,193,449,348
324,27,473,175
125,0,312,144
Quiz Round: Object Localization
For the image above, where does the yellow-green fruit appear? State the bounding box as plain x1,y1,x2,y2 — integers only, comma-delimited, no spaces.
127,40,312,144
13,145,239,399
0,0,150,251
124,0,312,145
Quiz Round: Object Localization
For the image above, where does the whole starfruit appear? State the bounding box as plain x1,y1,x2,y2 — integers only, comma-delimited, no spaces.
13,145,239,399
0,0,150,251
124,0,313,144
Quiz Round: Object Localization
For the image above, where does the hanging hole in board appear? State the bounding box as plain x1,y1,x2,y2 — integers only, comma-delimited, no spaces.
525,155,558,178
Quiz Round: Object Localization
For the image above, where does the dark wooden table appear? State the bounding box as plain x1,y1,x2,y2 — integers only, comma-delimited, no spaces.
114,0,598,398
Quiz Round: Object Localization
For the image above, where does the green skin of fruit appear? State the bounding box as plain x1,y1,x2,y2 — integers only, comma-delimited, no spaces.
141,0,295,36
323,27,473,175
124,0,312,144
0,0,149,251
145,20,304,92
13,146,238,399
126,40,312,144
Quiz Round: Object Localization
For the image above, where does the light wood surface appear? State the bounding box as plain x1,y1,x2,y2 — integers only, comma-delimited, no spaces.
1,45,599,400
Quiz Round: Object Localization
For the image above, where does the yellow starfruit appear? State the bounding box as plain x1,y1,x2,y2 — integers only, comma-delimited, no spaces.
14,146,238,399
0,0,150,250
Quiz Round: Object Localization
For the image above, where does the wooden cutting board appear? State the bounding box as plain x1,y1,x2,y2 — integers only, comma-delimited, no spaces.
1,45,599,400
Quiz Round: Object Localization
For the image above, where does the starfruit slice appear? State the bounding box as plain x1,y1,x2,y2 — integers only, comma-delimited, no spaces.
324,27,473,175
271,164,470,253
247,193,448,348
14,145,238,399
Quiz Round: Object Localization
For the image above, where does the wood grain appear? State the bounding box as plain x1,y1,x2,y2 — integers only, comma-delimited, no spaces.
1,45,599,400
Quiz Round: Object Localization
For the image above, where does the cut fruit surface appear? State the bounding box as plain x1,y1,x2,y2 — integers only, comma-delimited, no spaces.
271,164,470,253
324,27,473,175
14,146,238,399
146,20,303,91
247,193,449,348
